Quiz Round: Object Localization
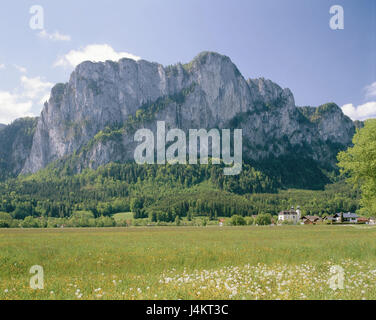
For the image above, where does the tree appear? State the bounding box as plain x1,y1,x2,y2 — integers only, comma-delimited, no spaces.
255,213,272,225
0,220,10,228
245,216,255,225
97,202,113,216
21,216,39,228
0,212,12,221
95,216,116,227
338,119,376,216
13,204,32,220
230,215,246,226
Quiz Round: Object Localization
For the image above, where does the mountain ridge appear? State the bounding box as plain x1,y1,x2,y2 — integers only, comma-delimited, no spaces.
0,52,358,188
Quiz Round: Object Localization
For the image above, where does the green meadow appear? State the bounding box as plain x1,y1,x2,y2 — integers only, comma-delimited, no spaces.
1,225,376,300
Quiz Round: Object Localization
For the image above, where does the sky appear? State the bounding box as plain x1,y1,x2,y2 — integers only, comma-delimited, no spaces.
0,0,375,124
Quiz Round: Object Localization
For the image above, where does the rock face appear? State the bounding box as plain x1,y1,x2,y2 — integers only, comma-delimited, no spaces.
20,52,355,177
0,118,37,180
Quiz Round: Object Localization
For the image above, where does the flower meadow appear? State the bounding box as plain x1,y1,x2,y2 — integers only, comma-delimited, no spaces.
1,226,376,300
159,260,376,300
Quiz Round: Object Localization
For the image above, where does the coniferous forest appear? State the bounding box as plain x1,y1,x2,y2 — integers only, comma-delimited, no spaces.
0,158,360,228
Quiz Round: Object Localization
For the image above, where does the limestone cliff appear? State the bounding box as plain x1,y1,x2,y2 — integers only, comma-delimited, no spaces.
16,52,355,178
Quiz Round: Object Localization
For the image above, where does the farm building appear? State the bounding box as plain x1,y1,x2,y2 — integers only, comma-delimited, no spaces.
278,206,301,223
301,216,322,225
357,217,369,224
323,216,335,223
332,212,358,224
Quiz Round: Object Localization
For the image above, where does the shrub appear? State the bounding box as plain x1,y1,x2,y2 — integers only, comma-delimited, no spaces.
67,217,90,227
95,216,116,228
255,213,272,226
245,217,255,225
115,220,128,227
0,212,12,221
46,217,68,228
12,205,31,220
71,211,95,219
0,220,10,228
230,215,246,226
9,220,21,228
21,216,40,228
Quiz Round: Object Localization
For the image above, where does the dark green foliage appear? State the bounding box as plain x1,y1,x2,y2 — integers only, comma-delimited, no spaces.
252,155,331,190
255,213,272,225
230,215,246,226
0,220,10,228
0,155,359,225
245,181,359,216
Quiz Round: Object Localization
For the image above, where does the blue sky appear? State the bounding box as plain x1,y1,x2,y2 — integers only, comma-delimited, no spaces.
0,0,375,123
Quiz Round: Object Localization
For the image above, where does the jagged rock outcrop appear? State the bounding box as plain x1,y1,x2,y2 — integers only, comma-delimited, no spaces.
0,117,37,179
19,51,356,178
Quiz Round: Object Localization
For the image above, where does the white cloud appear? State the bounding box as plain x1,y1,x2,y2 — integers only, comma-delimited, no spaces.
0,64,5,70
20,76,53,100
54,44,141,68
0,76,53,124
38,29,71,42
0,91,33,124
14,65,27,73
342,102,376,121
365,82,376,99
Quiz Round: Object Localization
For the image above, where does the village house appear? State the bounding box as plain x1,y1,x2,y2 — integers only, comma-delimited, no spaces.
278,206,301,224
333,212,358,224
357,217,369,224
368,217,376,225
301,216,322,225
323,215,335,223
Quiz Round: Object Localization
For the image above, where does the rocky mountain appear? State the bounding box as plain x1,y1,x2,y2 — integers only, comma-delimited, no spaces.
0,52,356,186
0,118,37,180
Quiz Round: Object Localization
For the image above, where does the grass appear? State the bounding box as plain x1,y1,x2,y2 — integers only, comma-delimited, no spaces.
0,225,376,300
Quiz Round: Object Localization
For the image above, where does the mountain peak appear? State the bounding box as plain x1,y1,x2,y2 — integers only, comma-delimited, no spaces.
193,51,231,62
17,51,356,176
